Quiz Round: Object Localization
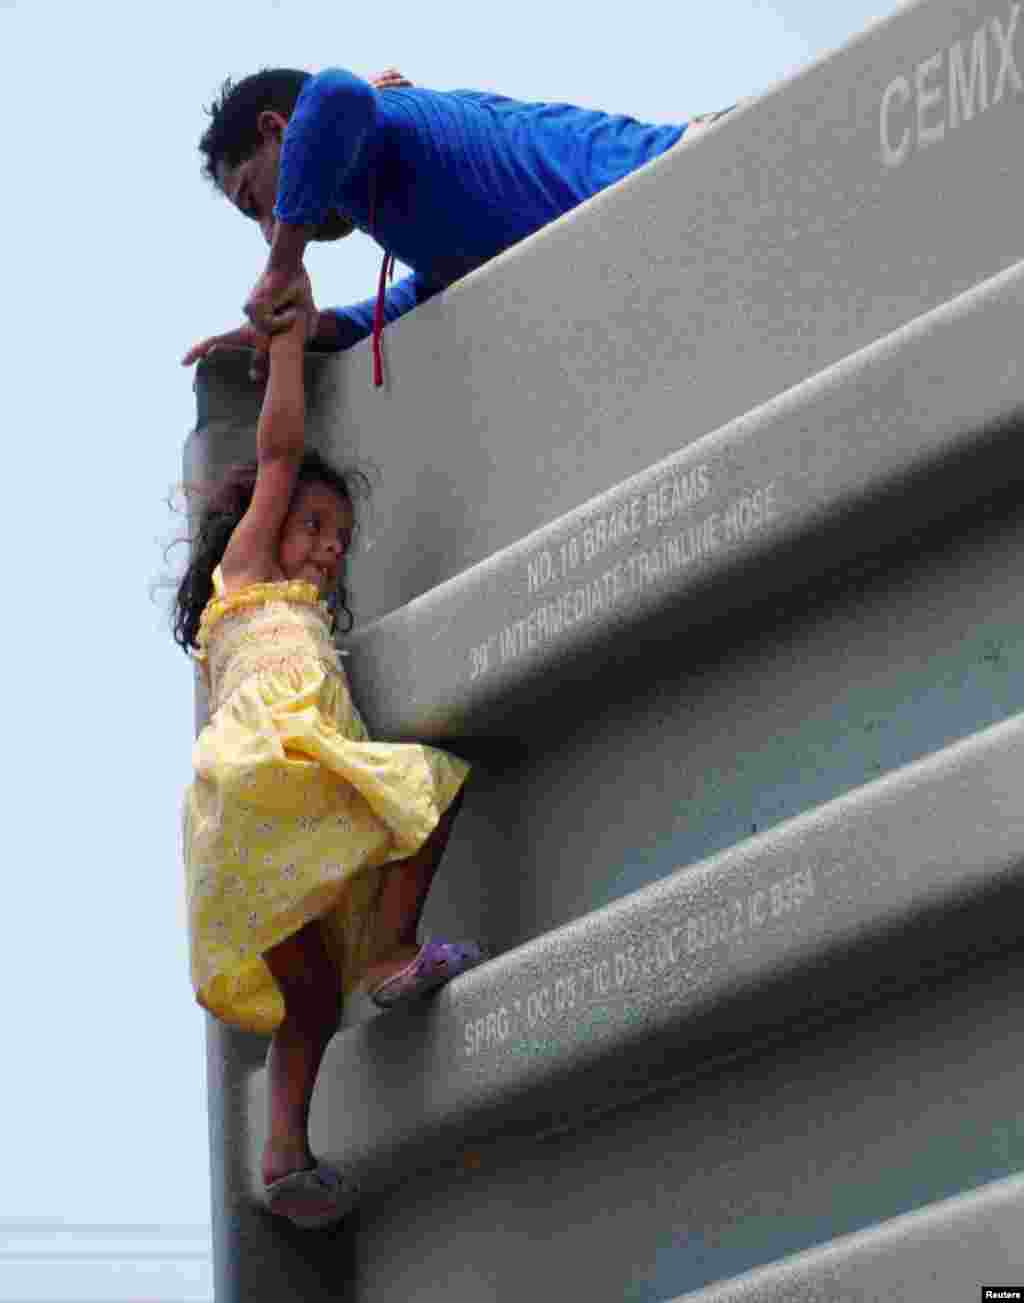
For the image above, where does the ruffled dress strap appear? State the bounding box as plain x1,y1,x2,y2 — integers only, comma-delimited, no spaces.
197,567,325,648
191,566,231,671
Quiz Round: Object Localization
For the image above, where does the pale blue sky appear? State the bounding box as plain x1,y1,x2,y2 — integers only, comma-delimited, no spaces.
2,0,892,1294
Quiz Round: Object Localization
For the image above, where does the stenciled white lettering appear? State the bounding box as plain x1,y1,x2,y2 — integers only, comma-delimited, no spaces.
474,479,780,677
993,3,1023,100
881,5,1022,169
916,50,945,149
881,75,912,167
949,24,988,128
461,865,816,1059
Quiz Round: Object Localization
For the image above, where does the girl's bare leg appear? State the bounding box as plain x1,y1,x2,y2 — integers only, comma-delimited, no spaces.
361,792,463,988
261,920,342,1194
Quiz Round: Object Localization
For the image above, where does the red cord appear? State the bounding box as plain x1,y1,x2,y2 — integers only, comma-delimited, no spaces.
372,247,395,388
368,180,394,388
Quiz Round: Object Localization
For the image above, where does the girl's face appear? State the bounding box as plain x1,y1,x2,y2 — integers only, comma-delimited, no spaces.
277,480,354,596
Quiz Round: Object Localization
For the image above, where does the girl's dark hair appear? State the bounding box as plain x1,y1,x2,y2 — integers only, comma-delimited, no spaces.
199,68,311,184
173,450,364,652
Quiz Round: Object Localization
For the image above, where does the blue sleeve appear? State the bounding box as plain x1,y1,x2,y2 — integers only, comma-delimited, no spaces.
275,69,377,227
323,274,439,349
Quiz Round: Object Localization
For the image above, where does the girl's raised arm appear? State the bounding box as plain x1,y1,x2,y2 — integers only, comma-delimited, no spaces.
220,306,310,586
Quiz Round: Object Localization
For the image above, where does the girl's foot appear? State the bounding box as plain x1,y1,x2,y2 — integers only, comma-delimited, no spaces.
264,1163,360,1229
368,940,485,1009
262,1139,358,1228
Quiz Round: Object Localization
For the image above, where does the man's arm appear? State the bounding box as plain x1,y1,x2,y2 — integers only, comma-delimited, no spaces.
184,276,434,373
248,69,379,328
269,68,409,277
314,274,439,350
275,68,378,230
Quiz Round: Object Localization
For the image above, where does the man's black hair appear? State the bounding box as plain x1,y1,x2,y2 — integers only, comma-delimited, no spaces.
199,69,311,184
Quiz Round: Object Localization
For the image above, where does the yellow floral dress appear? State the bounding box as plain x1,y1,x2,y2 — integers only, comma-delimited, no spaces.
182,567,470,1034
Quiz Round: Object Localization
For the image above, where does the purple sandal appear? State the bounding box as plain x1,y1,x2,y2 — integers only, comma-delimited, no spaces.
370,940,485,1010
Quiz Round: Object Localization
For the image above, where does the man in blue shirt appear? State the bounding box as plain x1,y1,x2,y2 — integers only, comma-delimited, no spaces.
184,67,726,384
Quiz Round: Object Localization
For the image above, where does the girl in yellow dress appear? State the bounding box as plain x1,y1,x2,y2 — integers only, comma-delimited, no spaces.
176,276,481,1228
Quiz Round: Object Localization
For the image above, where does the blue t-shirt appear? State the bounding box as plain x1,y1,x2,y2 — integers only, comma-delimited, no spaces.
275,69,686,347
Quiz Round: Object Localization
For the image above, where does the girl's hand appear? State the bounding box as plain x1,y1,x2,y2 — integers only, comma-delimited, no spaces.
370,68,412,89
260,271,317,370
185,272,319,381
244,263,312,334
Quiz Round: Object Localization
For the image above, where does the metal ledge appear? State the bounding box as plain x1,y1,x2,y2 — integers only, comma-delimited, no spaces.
345,258,1024,741
672,1172,1024,1302
244,710,1024,1198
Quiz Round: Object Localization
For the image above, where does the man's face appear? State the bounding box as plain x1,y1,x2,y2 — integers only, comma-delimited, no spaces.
216,110,356,245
